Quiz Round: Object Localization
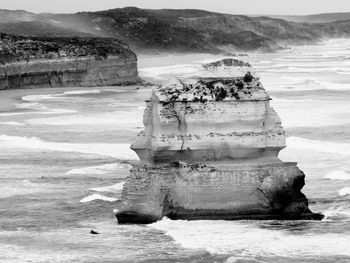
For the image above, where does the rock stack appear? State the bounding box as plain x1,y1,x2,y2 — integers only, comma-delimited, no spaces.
116,58,323,224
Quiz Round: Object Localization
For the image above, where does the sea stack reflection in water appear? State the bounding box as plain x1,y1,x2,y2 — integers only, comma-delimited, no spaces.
116,58,323,224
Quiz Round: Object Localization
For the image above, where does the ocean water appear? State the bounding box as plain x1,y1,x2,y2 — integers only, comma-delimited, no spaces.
1,39,350,262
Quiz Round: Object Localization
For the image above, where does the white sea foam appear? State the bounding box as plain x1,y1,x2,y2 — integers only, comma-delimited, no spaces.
250,60,272,65
0,112,32,117
22,94,57,102
312,81,350,91
339,187,350,196
63,90,101,95
44,108,77,114
286,137,350,156
261,63,350,74
0,180,50,198
22,89,101,102
0,187,45,198
262,67,330,73
324,170,350,180
14,101,76,115
261,76,350,92
89,182,125,193
0,108,75,116
323,205,350,221
16,102,48,110
15,90,102,115
106,102,143,107
0,135,138,160
66,163,131,175
25,110,143,128
80,194,118,203
273,57,334,62
150,218,350,257
0,122,25,126
336,70,350,75
271,98,350,127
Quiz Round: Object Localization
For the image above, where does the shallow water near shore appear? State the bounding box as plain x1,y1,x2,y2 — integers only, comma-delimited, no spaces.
1,39,350,262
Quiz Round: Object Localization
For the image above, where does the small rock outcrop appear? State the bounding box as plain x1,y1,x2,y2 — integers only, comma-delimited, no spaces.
116,58,323,224
0,33,140,89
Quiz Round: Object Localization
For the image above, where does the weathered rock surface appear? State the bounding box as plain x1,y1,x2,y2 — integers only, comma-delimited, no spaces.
0,56,139,89
116,58,323,224
0,33,140,89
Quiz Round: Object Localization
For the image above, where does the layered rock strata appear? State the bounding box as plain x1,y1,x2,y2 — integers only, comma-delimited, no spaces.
116,58,323,224
0,56,139,89
0,33,140,89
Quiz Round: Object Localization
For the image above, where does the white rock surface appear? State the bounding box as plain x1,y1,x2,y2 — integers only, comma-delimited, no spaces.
116,59,323,223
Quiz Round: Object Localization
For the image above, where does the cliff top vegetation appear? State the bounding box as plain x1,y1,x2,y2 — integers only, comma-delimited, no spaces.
0,33,135,64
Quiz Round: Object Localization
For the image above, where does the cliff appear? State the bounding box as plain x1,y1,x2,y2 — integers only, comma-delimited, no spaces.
270,13,350,23
0,33,140,89
3,8,350,53
115,58,323,223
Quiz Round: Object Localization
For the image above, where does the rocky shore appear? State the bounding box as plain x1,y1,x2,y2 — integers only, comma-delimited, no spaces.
0,33,140,89
116,58,323,223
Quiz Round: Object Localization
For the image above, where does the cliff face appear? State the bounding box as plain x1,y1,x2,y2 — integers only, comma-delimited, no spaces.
270,13,350,23
0,33,139,89
0,56,138,89
116,59,323,223
177,15,320,45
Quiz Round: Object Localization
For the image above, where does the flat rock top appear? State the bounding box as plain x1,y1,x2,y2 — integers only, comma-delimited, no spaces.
153,59,269,102
198,58,255,78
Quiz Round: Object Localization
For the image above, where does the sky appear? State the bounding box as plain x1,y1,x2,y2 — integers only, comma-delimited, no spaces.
0,0,350,15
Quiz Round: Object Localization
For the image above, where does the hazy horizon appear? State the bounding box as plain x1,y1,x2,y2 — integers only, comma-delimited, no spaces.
1,0,350,16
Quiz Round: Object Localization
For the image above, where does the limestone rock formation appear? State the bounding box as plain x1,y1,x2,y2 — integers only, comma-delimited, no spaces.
0,33,140,89
116,58,323,224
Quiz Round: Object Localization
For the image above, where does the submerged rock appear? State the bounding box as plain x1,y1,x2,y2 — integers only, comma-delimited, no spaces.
116,58,323,224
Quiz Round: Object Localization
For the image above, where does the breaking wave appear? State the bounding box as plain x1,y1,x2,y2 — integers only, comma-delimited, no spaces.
265,80,350,92
0,104,76,116
150,218,350,258
79,194,118,203
13,101,77,115
0,122,25,126
22,89,101,102
0,180,51,198
339,187,350,197
271,98,350,128
89,182,125,193
9,89,104,115
25,110,143,128
323,205,350,221
324,170,350,180
286,137,350,156
66,163,131,175
62,90,101,95
0,135,138,160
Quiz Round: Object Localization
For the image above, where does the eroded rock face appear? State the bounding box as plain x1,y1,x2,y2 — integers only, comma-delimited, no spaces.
0,33,140,89
116,58,323,223
0,56,139,89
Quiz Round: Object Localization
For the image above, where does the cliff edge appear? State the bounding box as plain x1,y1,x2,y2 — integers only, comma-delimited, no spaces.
115,58,323,223
0,33,140,89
